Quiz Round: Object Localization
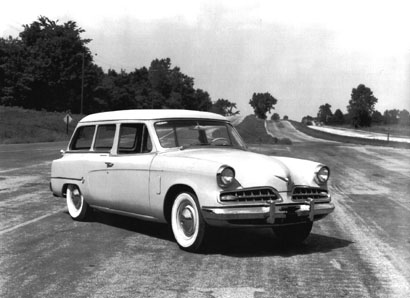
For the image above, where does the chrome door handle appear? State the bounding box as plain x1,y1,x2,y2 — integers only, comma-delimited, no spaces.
105,162,114,168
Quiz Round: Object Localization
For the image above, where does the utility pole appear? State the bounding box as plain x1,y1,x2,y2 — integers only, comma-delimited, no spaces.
80,53,85,115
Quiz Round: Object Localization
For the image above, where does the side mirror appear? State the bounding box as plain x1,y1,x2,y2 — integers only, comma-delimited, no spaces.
60,149,66,157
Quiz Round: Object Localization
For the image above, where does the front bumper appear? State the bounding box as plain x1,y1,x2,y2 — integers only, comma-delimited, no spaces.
202,199,335,227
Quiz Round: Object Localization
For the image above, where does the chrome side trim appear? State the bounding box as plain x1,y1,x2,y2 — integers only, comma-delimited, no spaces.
50,176,83,181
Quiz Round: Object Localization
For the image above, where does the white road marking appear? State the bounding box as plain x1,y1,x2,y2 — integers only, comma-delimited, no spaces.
0,148,58,153
333,199,410,296
197,287,265,298
310,125,410,143
330,259,342,271
0,161,51,174
0,207,66,236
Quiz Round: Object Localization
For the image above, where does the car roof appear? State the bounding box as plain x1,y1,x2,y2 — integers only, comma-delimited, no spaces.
79,109,227,123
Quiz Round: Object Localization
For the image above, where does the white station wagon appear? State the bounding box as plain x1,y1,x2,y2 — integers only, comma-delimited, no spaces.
50,109,334,251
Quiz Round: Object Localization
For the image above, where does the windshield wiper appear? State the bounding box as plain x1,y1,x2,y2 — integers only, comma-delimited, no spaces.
179,143,210,150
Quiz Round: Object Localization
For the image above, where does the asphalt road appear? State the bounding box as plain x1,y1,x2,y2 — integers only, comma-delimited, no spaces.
1,124,410,298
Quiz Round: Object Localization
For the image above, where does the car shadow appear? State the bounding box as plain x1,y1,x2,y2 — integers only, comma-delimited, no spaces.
69,210,353,257
66,209,174,242
204,227,353,257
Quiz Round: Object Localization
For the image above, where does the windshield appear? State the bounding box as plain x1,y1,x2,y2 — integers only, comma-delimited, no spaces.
154,120,247,150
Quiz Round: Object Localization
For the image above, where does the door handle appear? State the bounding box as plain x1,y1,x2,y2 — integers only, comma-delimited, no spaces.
105,162,114,168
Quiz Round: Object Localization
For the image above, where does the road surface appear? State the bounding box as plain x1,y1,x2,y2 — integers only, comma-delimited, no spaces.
265,120,334,143
1,126,410,297
309,124,410,144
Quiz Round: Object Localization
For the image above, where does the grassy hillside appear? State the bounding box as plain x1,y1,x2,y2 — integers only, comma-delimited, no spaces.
1,106,291,146
0,106,83,144
236,115,291,145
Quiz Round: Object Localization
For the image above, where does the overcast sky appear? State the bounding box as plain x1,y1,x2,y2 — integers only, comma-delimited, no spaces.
1,0,409,120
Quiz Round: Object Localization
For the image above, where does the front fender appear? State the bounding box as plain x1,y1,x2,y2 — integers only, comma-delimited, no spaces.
148,155,223,221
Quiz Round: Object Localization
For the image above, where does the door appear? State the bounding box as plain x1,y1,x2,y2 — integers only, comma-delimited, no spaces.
85,124,117,208
104,123,155,215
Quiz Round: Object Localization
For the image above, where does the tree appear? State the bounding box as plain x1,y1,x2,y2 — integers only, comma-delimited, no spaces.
1,16,216,114
399,109,410,126
249,92,277,119
211,98,239,116
332,109,345,125
317,103,333,124
271,113,280,121
371,110,384,125
1,16,105,113
92,58,212,112
384,109,400,125
146,58,212,110
302,115,314,125
347,84,378,127
0,36,32,107
283,115,289,120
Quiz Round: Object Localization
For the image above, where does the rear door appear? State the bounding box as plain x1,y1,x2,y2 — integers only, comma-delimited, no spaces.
85,124,117,208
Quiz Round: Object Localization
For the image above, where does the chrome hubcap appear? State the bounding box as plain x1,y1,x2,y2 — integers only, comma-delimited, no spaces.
71,188,82,210
178,204,195,237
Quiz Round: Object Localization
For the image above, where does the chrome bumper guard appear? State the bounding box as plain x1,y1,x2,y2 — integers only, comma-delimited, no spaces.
202,199,335,224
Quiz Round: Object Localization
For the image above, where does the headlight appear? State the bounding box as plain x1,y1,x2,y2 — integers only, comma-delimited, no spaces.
217,166,235,188
315,166,330,184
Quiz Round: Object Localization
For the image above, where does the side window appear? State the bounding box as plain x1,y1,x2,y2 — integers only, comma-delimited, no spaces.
118,123,152,154
94,124,116,152
70,126,95,150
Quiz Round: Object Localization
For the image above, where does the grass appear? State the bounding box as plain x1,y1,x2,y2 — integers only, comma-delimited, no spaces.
0,106,82,144
290,120,410,149
0,106,291,146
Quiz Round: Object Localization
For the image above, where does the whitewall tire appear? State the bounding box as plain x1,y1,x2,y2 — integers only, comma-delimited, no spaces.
171,192,206,252
66,184,91,220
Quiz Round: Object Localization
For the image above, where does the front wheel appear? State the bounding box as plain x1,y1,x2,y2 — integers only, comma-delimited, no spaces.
272,222,313,244
171,191,206,252
66,184,91,220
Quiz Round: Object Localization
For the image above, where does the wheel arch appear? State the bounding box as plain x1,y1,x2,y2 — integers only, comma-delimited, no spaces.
62,182,82,197
163,184,197,224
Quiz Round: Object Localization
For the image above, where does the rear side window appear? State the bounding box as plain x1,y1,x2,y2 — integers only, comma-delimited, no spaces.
118,123,152,154
94,125,116,152
70,126,95,150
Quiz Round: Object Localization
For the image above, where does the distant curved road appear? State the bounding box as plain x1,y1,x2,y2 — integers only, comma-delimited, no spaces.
265,120,335,143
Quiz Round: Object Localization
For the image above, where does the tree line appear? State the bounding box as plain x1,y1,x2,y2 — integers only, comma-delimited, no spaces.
303,84,410,127
0,17,239,116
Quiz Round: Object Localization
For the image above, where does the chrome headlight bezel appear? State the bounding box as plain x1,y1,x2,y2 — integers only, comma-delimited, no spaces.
315,166,330,184
217,166,235,188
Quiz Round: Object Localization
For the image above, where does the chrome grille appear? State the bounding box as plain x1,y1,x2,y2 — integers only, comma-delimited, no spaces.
220,187,279,203
292,187,328,200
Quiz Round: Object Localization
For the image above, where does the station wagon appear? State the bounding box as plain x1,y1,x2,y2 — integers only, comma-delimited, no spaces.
50,109,334,251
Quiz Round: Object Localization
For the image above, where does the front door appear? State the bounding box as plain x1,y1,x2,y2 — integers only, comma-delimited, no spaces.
104,123,155,215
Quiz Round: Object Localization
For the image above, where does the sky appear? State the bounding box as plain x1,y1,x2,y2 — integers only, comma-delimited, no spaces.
1,0,409,120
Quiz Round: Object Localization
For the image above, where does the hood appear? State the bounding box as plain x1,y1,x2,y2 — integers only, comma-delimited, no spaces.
160,148,322,191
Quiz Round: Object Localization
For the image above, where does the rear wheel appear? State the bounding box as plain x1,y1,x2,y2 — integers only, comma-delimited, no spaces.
66,184,91,220
272,222,313,244
171,191,206,252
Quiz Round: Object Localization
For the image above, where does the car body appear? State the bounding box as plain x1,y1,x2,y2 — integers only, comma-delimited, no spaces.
50,109,334,251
